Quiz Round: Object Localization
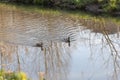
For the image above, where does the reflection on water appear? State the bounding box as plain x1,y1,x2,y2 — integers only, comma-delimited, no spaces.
0,42,71,80
0,6,79,47
0,4,120,80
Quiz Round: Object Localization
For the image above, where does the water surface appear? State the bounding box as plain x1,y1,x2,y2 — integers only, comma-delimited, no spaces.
0,4,120,80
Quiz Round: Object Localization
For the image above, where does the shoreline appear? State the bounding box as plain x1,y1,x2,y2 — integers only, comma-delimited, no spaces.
0,0,120,17
0,2,120,25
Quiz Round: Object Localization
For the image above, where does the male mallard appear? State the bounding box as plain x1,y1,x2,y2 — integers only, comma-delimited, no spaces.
63,37,70,47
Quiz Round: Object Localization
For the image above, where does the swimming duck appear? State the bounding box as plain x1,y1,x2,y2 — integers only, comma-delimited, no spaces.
64,37,70,47
35,42,44,51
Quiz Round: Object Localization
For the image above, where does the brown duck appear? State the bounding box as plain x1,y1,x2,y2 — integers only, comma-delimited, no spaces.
35,42,44,51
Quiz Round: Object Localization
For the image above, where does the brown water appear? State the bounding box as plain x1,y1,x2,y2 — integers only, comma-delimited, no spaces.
0,4,120,80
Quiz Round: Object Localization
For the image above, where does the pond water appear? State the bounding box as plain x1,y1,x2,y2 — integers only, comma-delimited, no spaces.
0,4,120,80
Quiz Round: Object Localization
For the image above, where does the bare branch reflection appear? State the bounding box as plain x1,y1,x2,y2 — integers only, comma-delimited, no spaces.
0,42,71,80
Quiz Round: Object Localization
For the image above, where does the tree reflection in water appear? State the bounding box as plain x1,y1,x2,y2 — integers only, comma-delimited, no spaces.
0,42,71,80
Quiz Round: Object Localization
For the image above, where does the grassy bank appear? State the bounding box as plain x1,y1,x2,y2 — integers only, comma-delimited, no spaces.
0,1,120,27
0,0,120,16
